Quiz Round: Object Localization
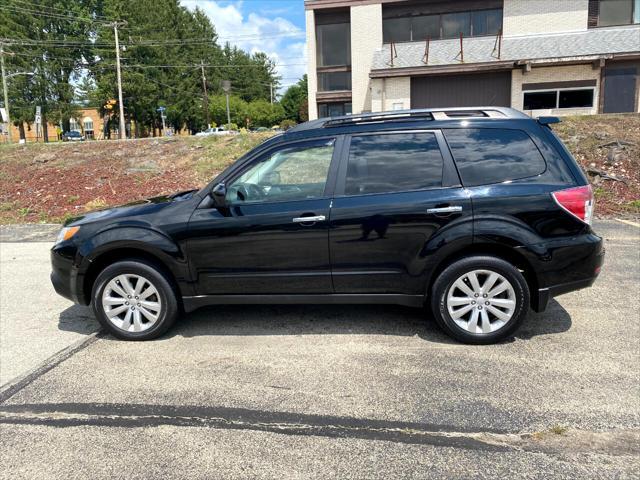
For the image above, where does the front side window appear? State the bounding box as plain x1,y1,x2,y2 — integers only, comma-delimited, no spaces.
344,133,444,196
226,140,335,204
444,129,546,187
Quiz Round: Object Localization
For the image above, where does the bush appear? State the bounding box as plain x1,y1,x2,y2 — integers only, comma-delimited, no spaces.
280,119,296,130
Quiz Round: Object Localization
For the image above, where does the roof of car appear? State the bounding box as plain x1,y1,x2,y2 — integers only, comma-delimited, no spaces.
285,107,532,138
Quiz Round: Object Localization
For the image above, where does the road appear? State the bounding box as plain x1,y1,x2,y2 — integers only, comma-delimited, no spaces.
0,220,638,479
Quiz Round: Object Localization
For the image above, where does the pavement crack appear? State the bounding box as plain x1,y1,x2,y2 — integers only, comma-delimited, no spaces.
1,403,638,456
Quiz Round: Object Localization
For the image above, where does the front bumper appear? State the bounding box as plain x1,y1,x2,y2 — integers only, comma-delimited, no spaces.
50,247,87,305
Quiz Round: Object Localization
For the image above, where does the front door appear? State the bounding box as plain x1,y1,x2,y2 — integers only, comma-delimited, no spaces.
188,137,340,295
329,131,472,295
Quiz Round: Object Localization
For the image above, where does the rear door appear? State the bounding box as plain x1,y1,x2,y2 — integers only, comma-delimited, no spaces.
328,130,472,295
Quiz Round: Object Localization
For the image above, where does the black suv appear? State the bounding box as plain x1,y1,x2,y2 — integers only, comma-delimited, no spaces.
51,107,604,343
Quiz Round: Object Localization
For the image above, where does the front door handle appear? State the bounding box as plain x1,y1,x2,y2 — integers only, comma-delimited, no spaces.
427,206,463,214
292,215,326,223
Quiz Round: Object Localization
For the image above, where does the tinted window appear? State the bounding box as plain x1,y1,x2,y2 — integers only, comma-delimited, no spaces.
524,91,557,110
442,12,471,38
471,9,502,36
227,140,334,204
444,129,546,187
318,71,351,91
559,89,594,108
412,15,440,40
316,23,351,66
599,0,634,26
383,17,411,42
345,133,444,195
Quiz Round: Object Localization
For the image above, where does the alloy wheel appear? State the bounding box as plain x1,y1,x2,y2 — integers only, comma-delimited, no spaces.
446,269,516,334
102,274,162,333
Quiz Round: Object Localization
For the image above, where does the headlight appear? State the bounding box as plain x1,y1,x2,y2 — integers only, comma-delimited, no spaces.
55,226,80,245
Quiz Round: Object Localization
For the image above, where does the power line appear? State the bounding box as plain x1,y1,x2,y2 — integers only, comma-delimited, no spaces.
0,4,108,25
10,0,111,19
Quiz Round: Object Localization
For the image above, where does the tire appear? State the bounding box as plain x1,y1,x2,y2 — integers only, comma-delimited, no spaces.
91,259,179,340
430,256,530,345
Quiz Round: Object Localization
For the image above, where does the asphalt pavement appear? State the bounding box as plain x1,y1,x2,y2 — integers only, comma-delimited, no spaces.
0,220,638,479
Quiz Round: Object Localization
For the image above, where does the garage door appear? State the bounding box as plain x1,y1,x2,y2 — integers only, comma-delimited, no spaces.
411,72,512,108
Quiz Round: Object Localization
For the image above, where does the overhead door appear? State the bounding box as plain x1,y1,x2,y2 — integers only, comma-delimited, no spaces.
411,71,512,108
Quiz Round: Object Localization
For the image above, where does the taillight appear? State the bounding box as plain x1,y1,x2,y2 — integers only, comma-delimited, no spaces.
552,185,594,225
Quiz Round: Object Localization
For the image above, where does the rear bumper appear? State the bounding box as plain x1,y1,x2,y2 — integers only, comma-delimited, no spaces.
533,238,605,312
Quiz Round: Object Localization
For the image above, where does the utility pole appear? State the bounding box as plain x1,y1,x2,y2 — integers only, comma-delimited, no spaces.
200,60,210,128
110,21,127,140
222,80,231,130
0,43,12,144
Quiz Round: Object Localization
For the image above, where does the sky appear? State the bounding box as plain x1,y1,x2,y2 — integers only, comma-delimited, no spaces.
180,0,307,93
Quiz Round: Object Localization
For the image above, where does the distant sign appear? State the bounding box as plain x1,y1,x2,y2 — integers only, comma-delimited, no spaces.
157,106,166,112
35,106,41,116
35,114,42,125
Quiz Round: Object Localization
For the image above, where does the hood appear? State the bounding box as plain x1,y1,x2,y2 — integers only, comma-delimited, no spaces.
64,190,198,227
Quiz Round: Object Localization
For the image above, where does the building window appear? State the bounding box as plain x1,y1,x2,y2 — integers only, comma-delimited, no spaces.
315,11,350,67
383,8,502,43
599,0,638,25
69,118,80,131
317,71,351,92
316,10,351,93
523,89,595,110
318,102,352,118
83,117,94,139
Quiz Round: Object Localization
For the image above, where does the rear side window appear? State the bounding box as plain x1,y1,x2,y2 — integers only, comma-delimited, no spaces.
345,133,443,195
444,129,546,187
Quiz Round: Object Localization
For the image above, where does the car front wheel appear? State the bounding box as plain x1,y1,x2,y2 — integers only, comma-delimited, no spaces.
91,260,179,340
431,256,530,344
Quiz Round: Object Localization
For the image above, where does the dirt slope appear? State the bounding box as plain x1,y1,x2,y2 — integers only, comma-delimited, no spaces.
0,115,638,224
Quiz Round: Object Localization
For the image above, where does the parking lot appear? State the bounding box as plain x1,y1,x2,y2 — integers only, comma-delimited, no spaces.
0,220,638,479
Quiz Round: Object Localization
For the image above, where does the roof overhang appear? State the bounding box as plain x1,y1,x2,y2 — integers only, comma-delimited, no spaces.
370,52,640,79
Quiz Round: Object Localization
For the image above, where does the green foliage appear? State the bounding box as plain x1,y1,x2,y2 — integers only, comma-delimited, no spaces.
280,119,296,130
280,75,308,123
1,0,287,137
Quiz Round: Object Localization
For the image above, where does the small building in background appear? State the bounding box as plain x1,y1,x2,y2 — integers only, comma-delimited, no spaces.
0,108,106,143
305,0,640,119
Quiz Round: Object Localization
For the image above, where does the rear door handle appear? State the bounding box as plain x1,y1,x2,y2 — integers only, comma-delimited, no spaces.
292,215,326,223
427,206,463,214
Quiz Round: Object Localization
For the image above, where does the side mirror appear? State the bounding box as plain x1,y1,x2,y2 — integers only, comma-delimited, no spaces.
210,182,227,207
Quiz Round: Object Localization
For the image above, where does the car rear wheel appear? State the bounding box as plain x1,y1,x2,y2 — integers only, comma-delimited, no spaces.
92,260,178,340
431,256,530,344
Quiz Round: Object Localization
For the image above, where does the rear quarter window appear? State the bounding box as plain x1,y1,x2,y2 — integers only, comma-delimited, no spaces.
443,128,546,187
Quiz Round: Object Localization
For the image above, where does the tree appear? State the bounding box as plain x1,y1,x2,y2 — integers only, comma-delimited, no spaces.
280,75,308,123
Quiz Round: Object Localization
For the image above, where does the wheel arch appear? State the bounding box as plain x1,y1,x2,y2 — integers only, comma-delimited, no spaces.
426,242,540,310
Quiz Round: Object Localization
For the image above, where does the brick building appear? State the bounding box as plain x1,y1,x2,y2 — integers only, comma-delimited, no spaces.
305,0,640,119
1,108,105,143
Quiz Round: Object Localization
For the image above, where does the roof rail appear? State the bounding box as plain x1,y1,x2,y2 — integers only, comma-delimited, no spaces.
287,107,529,133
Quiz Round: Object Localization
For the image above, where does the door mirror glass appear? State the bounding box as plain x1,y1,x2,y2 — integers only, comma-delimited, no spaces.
226,139,335,205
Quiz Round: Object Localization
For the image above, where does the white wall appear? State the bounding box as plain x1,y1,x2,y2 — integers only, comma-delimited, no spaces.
306,9,318,120
503,0,589,36
350,3,383,114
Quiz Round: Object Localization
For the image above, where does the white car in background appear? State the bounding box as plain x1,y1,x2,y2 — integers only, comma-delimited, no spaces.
195,127,232,137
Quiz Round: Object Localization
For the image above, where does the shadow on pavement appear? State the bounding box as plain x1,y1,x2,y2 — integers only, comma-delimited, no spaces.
57,299,571,344
57,304,100,335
